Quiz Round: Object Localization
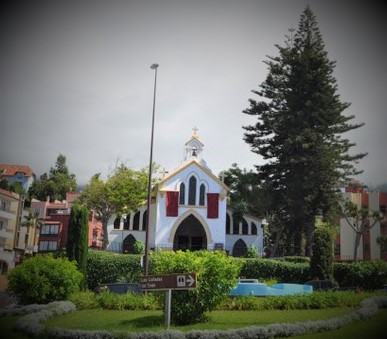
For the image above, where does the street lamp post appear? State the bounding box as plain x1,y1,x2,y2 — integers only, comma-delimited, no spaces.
144,63,159,275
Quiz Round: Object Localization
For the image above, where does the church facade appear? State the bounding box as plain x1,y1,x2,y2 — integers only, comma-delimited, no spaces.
106,131,264,256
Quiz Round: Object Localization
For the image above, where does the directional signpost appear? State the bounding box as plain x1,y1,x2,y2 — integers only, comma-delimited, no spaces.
141,273,197,329
140,273,197,291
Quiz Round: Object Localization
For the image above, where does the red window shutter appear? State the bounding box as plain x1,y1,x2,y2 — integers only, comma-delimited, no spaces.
166,191,179,217
207,193,219,219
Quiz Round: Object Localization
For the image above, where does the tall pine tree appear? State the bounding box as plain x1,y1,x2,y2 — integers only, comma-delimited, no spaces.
243,6,366,256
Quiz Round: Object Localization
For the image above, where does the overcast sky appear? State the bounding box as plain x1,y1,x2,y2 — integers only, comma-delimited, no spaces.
1,0,386,189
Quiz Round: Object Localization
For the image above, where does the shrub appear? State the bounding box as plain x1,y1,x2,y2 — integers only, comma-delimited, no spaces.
153,250,240,325
334,260,387,290
310,227,333,280
245,245,259,258
68,291,99,310
87,250,144,290
7,254,83,304
217,291,379,311
284,256,310,263
239,258,310,283
69,290,160,310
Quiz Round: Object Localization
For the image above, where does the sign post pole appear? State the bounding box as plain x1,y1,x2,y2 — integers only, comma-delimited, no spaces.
165,289,172,330
140,273,197,330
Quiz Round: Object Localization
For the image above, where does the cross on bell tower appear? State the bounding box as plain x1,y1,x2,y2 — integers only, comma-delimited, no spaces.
184,127,204,161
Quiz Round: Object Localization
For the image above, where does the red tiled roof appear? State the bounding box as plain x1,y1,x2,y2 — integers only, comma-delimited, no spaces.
0,188,20,200
0,163,34,177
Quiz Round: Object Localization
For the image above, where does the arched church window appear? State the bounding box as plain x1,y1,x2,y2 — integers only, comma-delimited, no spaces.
113,217,120,229
179,183,185,205
226,213,230,234
199,184,205,206
251,222,257,235
188,176,197,205
232,214,240,234
242,218,248,235
123,214,130,230
133,211,140,230
142,210,147,230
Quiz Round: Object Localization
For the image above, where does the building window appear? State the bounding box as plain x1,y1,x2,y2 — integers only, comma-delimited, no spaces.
0,220,4,230
0,261,8,275
226,214,230,234
133,211,140,230
40,224,59,235
242,218,248,235
199,184,205,206
251,222,257,235
179,183,185,205
113,217,120,229
188,176,197,205
39,241,57,251
142,210,148,230
334,244,340,255
232,216,239,235
123,214,130,230
380,205,386,214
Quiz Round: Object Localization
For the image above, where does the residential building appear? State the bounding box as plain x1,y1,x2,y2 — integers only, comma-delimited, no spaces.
31,192,103,253
0,164,36,192
335,184,387,261
106,131,263,256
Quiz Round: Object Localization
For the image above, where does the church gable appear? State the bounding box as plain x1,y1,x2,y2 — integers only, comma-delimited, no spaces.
158,160,227,221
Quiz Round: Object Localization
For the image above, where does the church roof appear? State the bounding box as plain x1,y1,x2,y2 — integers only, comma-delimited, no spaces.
184,134,204,147
158,158,229,192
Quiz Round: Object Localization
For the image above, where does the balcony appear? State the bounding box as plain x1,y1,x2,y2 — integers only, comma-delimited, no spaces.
0,227,13,239
0,206,16,220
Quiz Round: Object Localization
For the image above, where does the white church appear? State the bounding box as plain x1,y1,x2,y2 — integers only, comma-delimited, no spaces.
106,130,264,257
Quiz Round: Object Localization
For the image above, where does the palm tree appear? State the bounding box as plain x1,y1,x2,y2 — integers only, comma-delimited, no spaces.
22,209,44,253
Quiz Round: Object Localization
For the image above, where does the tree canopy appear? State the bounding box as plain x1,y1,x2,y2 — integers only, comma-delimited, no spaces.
242,6,366,255
28,154,77,202
79,163,149,249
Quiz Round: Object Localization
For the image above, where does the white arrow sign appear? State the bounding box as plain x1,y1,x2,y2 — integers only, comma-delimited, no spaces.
186,275,195,287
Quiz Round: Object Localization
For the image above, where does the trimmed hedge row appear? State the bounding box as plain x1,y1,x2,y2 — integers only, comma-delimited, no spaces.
87,251,387,291
334,260,387,290
238,258,310,283
87,251,144,290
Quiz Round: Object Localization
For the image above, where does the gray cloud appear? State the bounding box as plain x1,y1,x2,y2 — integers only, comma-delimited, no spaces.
0,0,386,188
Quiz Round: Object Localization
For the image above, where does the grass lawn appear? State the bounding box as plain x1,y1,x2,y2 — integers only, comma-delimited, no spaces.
45,308,354,333
2,308,387,338
290,309,387,339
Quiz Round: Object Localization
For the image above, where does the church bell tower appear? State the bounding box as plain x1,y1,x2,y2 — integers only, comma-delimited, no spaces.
184,127,205,162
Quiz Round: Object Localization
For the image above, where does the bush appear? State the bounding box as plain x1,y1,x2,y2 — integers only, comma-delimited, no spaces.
310,227,333,280
87,250,144,290
334,260,387,290
69,290,160,310
217,291,379,311
153,250,240,325
239,258,310,283
7,254,83,304
284,256,311,264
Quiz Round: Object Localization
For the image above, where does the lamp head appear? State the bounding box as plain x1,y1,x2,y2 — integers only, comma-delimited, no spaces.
150,63,159,69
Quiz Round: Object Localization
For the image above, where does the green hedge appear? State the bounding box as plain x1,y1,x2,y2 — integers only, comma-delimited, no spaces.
238,258,310,283
87,251,387,291
87,250,144,290
334,260,387,290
